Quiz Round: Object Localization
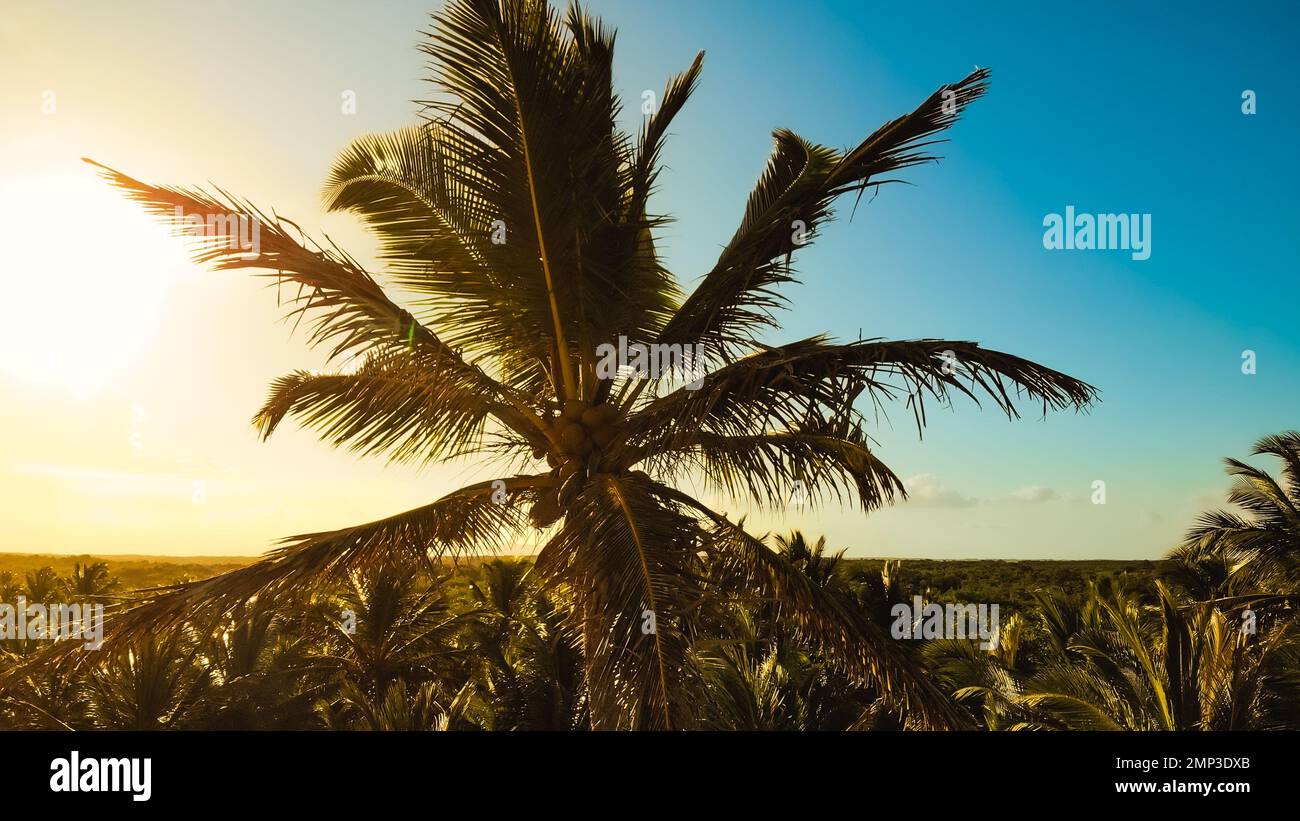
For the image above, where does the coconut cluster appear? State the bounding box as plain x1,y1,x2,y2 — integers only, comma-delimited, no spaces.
528,400,624,529
556,400,620,456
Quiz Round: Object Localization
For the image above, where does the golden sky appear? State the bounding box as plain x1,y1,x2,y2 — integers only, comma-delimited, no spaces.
3,1,1261,559
0,2,502,555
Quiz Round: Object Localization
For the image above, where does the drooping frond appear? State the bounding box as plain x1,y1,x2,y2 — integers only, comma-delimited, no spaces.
1015,668,1129,731
641,420,906,512
324,124,553,391
624,337,1096,463
84,159,546,441
659,487,970,730
253,346,541,463
533,473,703,729
85,160,431,361
323,125,488,285
1,476,554,682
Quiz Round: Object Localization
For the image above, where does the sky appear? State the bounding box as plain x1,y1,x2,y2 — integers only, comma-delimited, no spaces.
0,0,1296,558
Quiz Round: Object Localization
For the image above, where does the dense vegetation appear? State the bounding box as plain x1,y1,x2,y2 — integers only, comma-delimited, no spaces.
1,431,1296,730
0,555,250,592
1,551,1151,729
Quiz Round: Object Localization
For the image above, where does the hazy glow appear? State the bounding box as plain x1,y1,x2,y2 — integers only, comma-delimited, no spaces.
0,172,187,397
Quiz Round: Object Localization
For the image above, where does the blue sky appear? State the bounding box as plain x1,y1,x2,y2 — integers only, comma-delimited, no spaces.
600,0,1300,556
1,0,1296,557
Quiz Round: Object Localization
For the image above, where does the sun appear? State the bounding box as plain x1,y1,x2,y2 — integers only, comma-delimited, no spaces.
0,167,191,397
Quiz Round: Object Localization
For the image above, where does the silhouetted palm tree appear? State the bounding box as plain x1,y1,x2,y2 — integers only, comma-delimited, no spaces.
24,567,61,603
72,0,1094,728
1170,431,1300,600
68,562,120,604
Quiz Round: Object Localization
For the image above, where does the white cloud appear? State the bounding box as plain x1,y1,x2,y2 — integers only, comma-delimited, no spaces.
901,476,1073,509
902,474,978,508
1002,485,1058,504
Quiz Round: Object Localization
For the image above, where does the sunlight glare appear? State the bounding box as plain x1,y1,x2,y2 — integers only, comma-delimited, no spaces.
0,169,192,397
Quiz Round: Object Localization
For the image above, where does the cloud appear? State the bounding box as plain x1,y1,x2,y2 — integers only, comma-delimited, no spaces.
902,474,978,508
1002,485,1059,504
901,476,1073,509
9,461,223,500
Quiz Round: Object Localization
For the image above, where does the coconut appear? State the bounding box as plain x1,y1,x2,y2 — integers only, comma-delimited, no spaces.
561,399,586,421
591,427,615,448
529,495,563,529
559,422,587,451
580,406,604,428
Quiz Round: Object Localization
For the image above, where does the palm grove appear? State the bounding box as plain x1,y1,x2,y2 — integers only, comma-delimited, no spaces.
4,0,1293,730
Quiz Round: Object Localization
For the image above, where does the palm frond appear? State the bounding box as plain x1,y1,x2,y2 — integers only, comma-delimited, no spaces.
1,476,554,683
418,0,673,400
659,68,990,356
533,474,703,729
87,159,550,441
641,421,905,512
663,488,970,730
253,346,543,462
624,337,1096,461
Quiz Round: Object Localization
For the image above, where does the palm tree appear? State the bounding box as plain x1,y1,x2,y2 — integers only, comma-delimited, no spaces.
192,597,321,729
0,571,22,604
62,0,1094,728
1170,431,1300,600
773,531,843,589
68,562,121,604
81,635,211,729
922,610,1032,730
1013,580,1297,730
463,559,585,729
23,567,62,603
324,679,451,731
314,568,470,698
698,593,885,731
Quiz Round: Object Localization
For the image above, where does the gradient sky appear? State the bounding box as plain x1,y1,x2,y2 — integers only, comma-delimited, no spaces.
1,0,1297,558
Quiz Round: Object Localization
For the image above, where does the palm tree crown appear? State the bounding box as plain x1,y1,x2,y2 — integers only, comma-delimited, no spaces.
62,0,1095,728
1182,432,1300,569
